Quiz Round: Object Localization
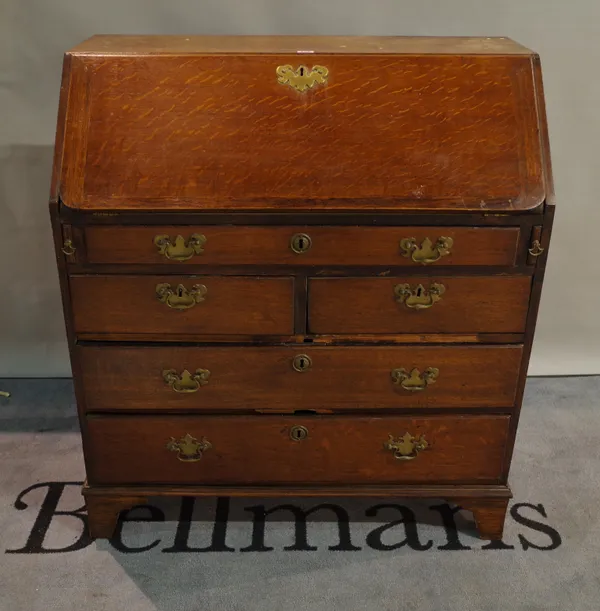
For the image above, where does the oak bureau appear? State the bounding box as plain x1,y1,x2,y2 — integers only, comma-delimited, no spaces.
50,35,554,540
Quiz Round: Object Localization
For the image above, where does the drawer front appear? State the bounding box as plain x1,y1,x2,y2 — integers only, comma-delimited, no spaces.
83,225,520,267
78,344,522,411
86,414,510,485
309,276,531,334
70,275,294,337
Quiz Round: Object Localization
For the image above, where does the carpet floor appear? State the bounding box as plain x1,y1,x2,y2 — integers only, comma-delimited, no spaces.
0,377,599,611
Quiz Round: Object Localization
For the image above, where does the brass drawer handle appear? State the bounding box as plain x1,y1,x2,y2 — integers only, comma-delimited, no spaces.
292,354,312,372
61,239,76,256
391,367,439,391
163,368,210,393
528,239,544,257
166,433,212,462
384,433,428,461
394,282,445,309
290,425,309,441
399,236,453,264
154,234,207,261
277,65,328,92
156,283,207,310
290,233,312,254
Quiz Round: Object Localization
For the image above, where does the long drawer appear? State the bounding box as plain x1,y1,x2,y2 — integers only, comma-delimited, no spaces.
82,225,521,267
309,276,531,334
69,275,294,337
86,414,510,485
77,344,523,411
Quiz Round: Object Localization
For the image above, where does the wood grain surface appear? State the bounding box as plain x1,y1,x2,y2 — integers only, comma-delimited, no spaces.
309,275,532,334
69,275,294,336
69,35,536,55
56,50,544,211
83,225,521,267
50,36,556,542
86,414,511,485
77,344,523,411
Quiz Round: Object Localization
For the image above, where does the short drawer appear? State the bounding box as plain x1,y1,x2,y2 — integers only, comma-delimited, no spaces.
77,344,522,411
82,225,521,267
86,414,510,485
70,275,294,337
308,276,531,334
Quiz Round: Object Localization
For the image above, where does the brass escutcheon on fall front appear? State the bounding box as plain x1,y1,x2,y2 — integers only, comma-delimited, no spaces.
391,367,439,391
384,433,428,461
166,433,212,462
163,368,210,393
394,282,445,309
154,233,207,261
276,65,329,92
399,236,453,264
155,283,207,310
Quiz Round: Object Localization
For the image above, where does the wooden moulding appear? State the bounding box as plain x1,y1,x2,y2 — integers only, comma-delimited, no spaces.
82,483,512,541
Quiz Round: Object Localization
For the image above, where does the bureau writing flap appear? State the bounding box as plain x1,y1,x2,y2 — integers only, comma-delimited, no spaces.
51,36,549,212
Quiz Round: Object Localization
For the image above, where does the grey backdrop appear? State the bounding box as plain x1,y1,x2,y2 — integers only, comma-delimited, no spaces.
1,0,598,376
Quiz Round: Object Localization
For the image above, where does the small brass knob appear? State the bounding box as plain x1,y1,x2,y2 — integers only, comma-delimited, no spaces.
292,354,312,372
290,233,312,254
290,425,309,441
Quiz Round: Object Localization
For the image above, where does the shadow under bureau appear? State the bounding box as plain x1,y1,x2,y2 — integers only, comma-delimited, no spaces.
50,35,554,540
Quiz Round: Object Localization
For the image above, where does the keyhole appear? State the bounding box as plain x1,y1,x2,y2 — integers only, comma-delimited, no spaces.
299,67,305,76
292,354,312,372
290,425,309,441
291,233,312,254
416,286,422,297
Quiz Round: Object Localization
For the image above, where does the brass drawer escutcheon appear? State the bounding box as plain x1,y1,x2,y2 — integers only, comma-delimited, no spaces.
290,425,309,441
399,236,453,264
156,283,207,310
166,433,212,462
391,367,439,391
154,234,207,261
394,282,445,309
290,233,312,254
276,65,328,92
292,354,312,372
163,368,210,393
384,433,428,461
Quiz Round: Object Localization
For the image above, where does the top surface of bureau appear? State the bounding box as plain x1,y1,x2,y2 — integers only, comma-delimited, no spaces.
52,35,550,214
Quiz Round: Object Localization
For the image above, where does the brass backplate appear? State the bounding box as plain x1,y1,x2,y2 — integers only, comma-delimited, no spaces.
276,65,329,92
